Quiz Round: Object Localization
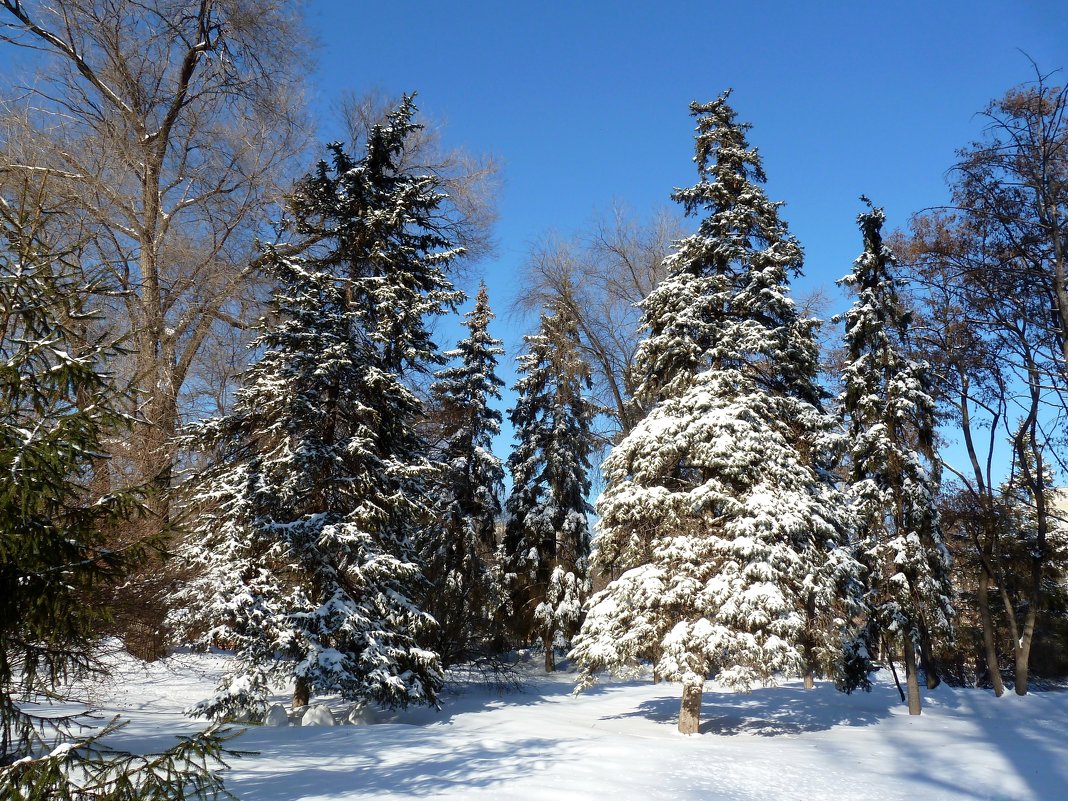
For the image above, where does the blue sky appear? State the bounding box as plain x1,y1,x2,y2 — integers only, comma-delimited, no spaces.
4,2,1063,474
306,1,1066,473
306,1,1066,306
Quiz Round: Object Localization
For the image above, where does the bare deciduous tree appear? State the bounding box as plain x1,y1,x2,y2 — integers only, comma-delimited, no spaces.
0,0,312,658
0,0,312,513
516,206,684,442
903,69,1068,695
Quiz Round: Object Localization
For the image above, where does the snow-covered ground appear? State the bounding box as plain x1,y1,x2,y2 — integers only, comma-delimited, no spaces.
62,650,1068,801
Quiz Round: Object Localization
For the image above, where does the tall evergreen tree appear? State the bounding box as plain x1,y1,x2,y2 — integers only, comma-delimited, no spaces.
571,92,861,734
838,202,954,715
0,187,237,800
170,96,459,719
503,304,597,672
424,282,505,666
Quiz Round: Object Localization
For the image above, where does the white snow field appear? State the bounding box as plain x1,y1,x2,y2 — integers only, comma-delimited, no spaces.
67,649,1068,801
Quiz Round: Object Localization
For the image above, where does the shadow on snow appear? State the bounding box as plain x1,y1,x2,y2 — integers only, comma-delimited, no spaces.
603,678,901,736
229,730,573,799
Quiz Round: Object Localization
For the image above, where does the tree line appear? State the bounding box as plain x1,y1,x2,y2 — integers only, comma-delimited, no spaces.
1,1,1066,795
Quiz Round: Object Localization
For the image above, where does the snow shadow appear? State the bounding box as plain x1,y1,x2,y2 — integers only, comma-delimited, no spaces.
229,730,573,799
386,684,566,726
888,687,1068,801
604,680,900,736
389,667,626,726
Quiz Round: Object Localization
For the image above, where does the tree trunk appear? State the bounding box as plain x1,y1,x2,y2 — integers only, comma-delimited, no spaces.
977,569,1005,696
1010,358,1047,697
679,683,702,735
543,634,555,673
1014,647,1029,696
138,378,180,520
803,594,816,689
1015,608,1036,696
883,636,905,703
903,634,922,716
918,625,941,690
293,676,310,709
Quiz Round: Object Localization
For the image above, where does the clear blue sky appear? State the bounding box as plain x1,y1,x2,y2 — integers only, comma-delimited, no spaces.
6,2,1063,472
306,0,1066,307
305,0,1067,472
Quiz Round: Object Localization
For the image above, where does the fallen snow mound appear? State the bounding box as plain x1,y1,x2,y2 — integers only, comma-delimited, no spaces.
300,704,335,727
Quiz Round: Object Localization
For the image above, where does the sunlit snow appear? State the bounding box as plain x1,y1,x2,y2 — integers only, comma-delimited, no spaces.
61,647,1068,801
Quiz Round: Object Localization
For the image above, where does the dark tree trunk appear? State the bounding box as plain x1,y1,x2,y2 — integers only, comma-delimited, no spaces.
1015,608,1036,696
293,676,310,709
883,636,905,703
903,635,922,716
918,625,941,690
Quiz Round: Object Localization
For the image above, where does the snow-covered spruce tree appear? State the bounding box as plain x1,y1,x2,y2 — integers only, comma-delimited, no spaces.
838,202,953,716
571,92,862,735
0,189,239,800
423,282,506,666
170,96,459,720
502,304,597,672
